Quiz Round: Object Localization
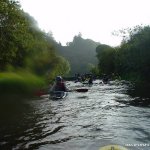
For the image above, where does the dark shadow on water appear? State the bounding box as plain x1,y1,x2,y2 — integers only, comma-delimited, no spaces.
0,96,56,150
116,97,150,108
128,83,150,98
128,97,150,107
124,83,150,107
77,96,88,99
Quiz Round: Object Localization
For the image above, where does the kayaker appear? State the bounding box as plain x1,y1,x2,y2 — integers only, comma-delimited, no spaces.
75,73,81,82
88,75,93,84
50,76,68,92
102,74,109,84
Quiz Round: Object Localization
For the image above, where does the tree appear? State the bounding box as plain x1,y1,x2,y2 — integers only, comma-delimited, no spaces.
0,0,71,81
0,0,34,69
56,35,100,74
96,44,116,75
114,25,150,82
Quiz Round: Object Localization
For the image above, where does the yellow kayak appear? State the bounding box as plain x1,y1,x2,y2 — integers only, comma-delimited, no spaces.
99,145,128,150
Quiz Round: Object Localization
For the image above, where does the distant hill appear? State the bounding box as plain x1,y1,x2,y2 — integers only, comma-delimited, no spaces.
55,35,100,75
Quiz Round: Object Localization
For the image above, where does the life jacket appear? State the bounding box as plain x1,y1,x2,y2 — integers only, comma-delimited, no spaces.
55,82,66,91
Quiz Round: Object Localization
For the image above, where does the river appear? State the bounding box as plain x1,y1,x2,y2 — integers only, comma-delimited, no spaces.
0,80,150,150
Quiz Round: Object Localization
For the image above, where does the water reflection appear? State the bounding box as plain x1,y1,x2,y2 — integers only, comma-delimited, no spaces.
0,98,54,149
127,83,150,100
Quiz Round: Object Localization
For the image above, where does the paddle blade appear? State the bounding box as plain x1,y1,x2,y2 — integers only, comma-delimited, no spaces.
76,88,88,92
34,90,47,97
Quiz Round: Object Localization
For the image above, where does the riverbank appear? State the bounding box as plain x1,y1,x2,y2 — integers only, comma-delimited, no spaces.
0,71,46,100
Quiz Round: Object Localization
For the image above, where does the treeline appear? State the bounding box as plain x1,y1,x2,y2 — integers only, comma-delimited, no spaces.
96,25,150,85
55,33,99,75
0,0,70,96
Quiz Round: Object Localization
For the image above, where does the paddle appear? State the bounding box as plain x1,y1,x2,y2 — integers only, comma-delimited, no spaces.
34,89,47,97
35,88,89,97
68,88,88,92
75,88,88,92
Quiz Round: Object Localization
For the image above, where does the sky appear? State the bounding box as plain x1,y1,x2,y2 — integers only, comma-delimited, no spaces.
19,0,150,46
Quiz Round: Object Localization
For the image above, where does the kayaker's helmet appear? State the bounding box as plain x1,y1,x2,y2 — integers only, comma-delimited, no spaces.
56,76,62,82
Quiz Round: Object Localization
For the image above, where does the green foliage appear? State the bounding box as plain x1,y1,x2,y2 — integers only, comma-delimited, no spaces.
96,44,116,75
0,0,33,69
88,63,99,75
96,25,150,84
117,26,150,81
56,34,100,75
0,71,45,97
0,0,70,84
48,56,70,81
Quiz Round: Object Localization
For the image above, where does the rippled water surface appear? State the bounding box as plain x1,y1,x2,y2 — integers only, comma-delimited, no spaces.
0,80,150,150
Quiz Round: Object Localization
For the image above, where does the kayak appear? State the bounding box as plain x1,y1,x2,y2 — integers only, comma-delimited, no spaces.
49,91,67,100
99,145,128,150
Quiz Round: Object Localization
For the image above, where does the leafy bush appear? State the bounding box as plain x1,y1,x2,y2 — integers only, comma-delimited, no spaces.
0,71,46,97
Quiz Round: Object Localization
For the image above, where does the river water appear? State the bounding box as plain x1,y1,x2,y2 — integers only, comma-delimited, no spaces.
0,80,150,150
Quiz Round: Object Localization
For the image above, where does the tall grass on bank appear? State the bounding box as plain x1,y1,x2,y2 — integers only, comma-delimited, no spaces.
0,71,46,98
